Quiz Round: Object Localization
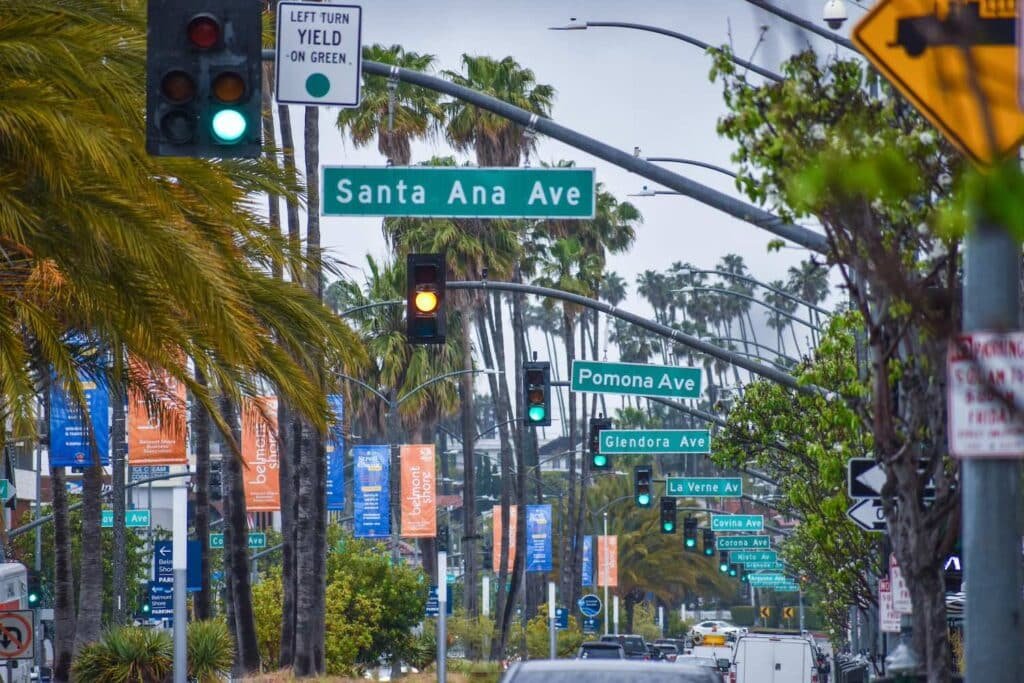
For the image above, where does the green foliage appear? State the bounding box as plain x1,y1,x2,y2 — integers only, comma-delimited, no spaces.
447,612,496,656
730,606,755,627
72,625,173,683
630,603,663,642
187,620,234,682
521,606,584,659
250,565,283,667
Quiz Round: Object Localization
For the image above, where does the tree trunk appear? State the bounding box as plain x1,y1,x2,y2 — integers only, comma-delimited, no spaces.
278,399,298,666
911,564,952,683
293,417,320,676
221,397,261,674
460,309,479,622
111,380,127,624
193,369,212,620
560,310,577,602
50,465,75,683
73,459,103,652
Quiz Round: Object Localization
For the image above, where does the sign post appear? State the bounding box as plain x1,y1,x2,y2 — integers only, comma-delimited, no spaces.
436,550,447,683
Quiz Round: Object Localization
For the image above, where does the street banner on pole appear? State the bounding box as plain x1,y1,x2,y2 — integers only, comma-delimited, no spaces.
948,332,1024,457
49,372,110,467
241,397,280,511
353,445,390,538
492,505,516,573
581,535,594,587
326,395,345,511
127,356,187,465
597,535,618,587
526,504,553,572
400,445,436,538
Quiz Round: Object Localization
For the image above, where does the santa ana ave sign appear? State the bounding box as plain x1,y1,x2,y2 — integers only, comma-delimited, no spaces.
571,360,701,399
322,166,595,218
599,429,710,455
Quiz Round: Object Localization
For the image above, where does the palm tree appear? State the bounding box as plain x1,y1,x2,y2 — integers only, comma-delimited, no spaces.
335,44,445,165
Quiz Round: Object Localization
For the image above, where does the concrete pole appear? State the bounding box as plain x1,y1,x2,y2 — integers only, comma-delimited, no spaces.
436,550,447,683
34,441,42,671
172,486,187,683
962,220,1022,682
658,605,664,638
482,575,490,617
613,595,619,635
798,589,805,632
548,581,556,659
602,514,609,635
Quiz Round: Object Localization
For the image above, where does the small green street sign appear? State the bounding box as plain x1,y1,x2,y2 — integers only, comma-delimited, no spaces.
740,560,785,571
322,166,595,218
209,532,267,549
666,477,742,498
0,479,13,503
711,514,764,532
716,535,771,550
101,509,151,528
571,360,701,399
746,573,790,585
770,584,800,593
599,429,710,455
730,551,777,563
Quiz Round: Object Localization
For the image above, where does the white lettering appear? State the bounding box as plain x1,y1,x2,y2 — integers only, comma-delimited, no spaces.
337,178,352,203
528,181,548,205
448,180,467,204
567,187,580,205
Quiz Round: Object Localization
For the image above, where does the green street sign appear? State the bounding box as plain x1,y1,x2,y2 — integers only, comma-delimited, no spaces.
770,584,800,593
740,561,785,571
599,429,710,455
711,514,764,532
0,479,12,503
209,532,267,549
730,551,777,564
747,573,790,585
571,360,701,399
322,166,595,218
716,535,771,550
666,477,742,498
101,509,151,528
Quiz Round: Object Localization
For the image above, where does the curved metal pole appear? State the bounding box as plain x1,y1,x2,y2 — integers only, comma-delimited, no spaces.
338,300,403,318
708,337,801,365
397,368,499,406
676,267,831,316
741,0,857,51
551,21,783,83
646,157,738,179
678,286,823,332
333,371,390,404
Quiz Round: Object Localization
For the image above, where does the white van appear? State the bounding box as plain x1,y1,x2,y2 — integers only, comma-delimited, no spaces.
729,633,818,683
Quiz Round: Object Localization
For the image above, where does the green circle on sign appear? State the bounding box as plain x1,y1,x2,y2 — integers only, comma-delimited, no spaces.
306,73,330,98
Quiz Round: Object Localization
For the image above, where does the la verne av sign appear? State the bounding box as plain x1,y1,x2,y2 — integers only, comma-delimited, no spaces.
666,477,742,498
571,360,701,399
599,429,710,455
322,167,595,218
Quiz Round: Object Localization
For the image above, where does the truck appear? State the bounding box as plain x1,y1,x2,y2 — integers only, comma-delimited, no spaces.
728,632,819,683
0,563,32,683
891,0,1015,57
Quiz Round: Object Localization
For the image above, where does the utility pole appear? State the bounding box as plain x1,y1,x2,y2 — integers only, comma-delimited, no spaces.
962,220,1022,682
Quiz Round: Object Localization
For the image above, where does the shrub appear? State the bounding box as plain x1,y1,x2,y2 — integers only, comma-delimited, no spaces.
188,619,234,682
72,625,173,683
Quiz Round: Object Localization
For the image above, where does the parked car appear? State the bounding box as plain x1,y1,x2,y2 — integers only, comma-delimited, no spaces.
501,659,725,682
599,633,649,659
576,641,625,660
675,655,726,682
653,643,679,662
689,620,741,644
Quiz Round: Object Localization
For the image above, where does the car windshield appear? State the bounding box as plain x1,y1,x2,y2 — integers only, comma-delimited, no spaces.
510,672,712,683
579,646,621,659
678,656,717,667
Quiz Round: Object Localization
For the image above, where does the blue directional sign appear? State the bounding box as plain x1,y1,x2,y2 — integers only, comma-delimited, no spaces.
578,594,602,618
555,607,569,630
148,581,174,620
154,540,202,592
424,585,452,617
582,616,600,633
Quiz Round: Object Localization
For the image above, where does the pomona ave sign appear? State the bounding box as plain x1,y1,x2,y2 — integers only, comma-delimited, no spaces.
322,166,595,218
571,360,701,399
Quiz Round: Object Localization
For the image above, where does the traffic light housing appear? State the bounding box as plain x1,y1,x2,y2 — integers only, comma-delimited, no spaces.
523,361,552,426
702,528,716,556
146,0,263,157
405,253,447,344
728,563,739,578
633,466,652,508
589,417,613,469
719,551,730,573
26,572,40,608
659,498,677,533
683,517,698,550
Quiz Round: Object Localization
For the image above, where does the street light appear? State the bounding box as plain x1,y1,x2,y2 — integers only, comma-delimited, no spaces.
643,155,738,179
674,286,823,333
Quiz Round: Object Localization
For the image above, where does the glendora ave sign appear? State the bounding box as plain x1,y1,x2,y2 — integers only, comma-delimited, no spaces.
321,166,595,218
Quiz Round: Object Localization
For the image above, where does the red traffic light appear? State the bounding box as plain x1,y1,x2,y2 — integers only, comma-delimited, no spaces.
187,14,221,49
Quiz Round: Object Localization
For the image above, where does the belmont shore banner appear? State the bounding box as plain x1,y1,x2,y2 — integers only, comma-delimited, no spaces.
492,505,516,573
525,504,552,572
400,445,436,538
326,395,345,511
241,397,280,512
127,357,187,466
597,535,618,587
50,373,110,468
581,535,594,587
354,445,390,538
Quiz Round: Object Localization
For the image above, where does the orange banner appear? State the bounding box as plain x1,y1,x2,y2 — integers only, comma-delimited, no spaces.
400,445,436,538
492,505,516,573
598,535,618,587
242,396,280,512
127,357,187,465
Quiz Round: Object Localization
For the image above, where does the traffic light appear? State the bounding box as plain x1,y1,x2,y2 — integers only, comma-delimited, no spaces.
683,516,698,550
26,572,40,608
523,361,552,426
728,563,739,578
719,551,730,573
209,458,223,501
659,498,677,533
146,0,262,157
589,417,613,469
633,466,652,507
702,528,716,557
405,253,447,344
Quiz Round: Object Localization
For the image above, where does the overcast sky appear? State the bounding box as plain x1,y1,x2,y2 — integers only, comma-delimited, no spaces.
275,0,868,383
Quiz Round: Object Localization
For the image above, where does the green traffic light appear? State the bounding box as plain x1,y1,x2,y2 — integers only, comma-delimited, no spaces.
704,547,714,556
528,405,547,423
685,537,696,548
211,108,247,143
27,594,38,606
720,563,729,573
593,454,608,467
142,603,151,614
637,493,651,506
729,568,737,577
662,521,675,532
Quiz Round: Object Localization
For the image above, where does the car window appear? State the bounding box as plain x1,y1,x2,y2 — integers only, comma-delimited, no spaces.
510,672,713,683
579,647,622,659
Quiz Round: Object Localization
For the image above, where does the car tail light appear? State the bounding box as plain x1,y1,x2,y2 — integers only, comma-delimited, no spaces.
729,672,736,683
666,654,676,662
812,674,818,683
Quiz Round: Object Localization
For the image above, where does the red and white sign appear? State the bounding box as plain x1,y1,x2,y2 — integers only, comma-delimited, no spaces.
0,610,33,660
878,579,900,633
889,554,912,613
948,332,1024,457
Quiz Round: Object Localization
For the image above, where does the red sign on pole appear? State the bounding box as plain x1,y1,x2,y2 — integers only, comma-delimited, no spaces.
948,332,1024,457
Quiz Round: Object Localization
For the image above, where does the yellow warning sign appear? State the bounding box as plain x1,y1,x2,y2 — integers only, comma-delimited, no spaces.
783,606,796,620
852,0,1024,165
759,606,771,619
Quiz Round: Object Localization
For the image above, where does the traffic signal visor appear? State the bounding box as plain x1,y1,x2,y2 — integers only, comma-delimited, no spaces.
719,551,729,573
406,254,446,344
634,466,652,507
660,498,677,533
523,363,551,426
702,529,715,556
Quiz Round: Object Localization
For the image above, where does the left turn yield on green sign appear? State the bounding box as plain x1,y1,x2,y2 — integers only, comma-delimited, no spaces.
322,167,596,219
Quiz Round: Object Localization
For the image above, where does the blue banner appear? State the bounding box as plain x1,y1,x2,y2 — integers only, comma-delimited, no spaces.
582,535,594,587
50,373,110,467
326,395,345,511
354,445,390,538
526,504,552,572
